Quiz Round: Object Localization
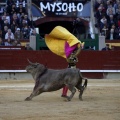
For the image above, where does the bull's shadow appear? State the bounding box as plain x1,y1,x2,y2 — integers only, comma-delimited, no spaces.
25,60,87,101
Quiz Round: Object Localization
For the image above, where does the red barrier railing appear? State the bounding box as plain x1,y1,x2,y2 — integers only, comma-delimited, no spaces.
0,50,120,78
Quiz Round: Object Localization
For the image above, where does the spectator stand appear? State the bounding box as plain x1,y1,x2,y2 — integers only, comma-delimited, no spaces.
0,0,33,48
94,0,120,40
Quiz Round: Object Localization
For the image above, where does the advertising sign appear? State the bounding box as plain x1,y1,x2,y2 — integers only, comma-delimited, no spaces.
32,0,90,17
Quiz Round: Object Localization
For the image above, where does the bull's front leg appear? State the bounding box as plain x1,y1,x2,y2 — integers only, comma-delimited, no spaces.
67,85,76,101
25,82,42,101
25,89,41,101
25,81,41,101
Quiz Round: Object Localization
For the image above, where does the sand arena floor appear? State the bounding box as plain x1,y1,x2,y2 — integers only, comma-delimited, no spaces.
0,79,120,120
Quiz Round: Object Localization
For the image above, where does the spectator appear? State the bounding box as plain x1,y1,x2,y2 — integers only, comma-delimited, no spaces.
10,13,20,27
108,14,116,29
1,16,10,30
9,3,17,16
25,43,33,50
2,26,8,39
12,40,21,46
24,14,31,25
107,7,115,17
6,0,15,7
94,6,105,27
114,0,120,13
108,24,119,39
100,15,109,32
1,11,10,24
6,0,15,13
31,28,38,36
94,0,103,11
14,28,23,40
101,25,109,38
84,46,95,50
99,3,106,12
20,19,27,28
110,24,115,40
101,44,111,50
30,28,43,39
105,0,113,9
17,3,26,18
114,26,120,39
2,19,10,30
0,37,5,46
10,20,18,34
21,14,31,26
111,45,115,50
21,25,30,39
0,30,2,38
117,18,120,28
116,5,120,19
5,38,12,46
73,18,86,39
19,12,25,24
0,18,2,30
1,15,7,28
5,29,14,39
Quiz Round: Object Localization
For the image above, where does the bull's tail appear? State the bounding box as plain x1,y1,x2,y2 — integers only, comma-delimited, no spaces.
77,77,88,100
78,69,88,89
83,78,88,90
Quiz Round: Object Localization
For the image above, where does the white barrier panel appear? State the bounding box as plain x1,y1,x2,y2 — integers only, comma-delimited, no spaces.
99,35,105,50
0,70,120,73
30,35,36,50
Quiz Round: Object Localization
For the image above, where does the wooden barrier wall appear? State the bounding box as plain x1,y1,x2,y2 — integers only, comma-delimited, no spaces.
0,50,120,79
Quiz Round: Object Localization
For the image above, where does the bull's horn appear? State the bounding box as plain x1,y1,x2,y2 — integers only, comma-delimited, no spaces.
27,59,35,65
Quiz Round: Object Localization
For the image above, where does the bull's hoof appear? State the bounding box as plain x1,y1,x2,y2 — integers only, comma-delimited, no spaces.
25,97,31,101
67,97,71,101
79,97,83,101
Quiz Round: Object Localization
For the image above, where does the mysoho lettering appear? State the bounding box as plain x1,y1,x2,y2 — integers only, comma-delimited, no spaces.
40,2,83,12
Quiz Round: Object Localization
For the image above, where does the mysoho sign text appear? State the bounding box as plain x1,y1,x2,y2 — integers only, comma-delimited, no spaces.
40,2,84,12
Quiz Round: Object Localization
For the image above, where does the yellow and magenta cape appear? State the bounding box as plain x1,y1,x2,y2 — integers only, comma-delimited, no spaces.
45,26,83,59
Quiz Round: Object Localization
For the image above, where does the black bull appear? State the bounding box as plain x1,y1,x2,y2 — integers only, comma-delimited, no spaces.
25,61,88,101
